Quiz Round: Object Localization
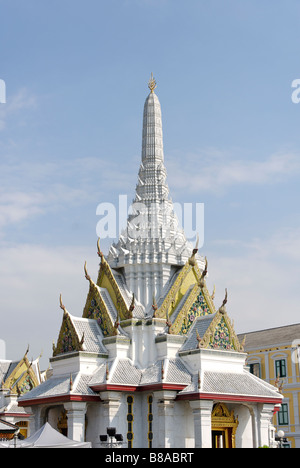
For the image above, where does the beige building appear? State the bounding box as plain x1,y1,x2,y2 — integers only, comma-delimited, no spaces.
239,323,300,448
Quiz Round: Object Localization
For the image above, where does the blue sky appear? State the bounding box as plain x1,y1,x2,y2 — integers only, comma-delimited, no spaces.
0,0,300,367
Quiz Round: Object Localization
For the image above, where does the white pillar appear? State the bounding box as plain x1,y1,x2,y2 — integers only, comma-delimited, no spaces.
99,391,122,436
257,404,275,448
189,400,213,448
28,411,36,437
154,390,177,448
64,401,87,442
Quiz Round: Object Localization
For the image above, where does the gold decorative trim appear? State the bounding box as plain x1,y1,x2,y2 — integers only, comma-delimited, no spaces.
155,255,219,336
197,307,243,352
212,403,239,448
156,262,194,319
200,280,217,315
2,350,39,392
169,284,199,335
83,262,117,337
53,303,86,357
96,252,132,320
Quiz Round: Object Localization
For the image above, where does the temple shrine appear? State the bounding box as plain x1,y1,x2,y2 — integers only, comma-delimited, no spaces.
19,76,283,448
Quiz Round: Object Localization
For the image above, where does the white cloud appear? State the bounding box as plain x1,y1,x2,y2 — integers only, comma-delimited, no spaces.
0,243,99,368
0,191,44,229
0,184,90,238
167,149,300,194
0,154,137,239
205,226,300,335
0,88,37,131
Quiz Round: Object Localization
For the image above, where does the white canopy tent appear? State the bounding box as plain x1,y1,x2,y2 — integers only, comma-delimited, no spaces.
0,423,91,448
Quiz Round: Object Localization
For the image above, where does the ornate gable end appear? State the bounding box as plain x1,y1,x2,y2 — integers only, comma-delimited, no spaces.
3,353,39,392
198,307,244,352
156,262,201,321
82,276,117,338
171,285,216,336
53,300,84,357
16,370,37,395
96,240,132,321
165,257,217,336
208,315,237,351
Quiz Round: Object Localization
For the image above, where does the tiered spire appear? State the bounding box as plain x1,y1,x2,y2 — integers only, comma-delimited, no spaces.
107,74,193,309
130,73,182,242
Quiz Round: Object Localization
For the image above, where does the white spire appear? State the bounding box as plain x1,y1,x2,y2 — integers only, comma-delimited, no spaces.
107,75,193,309
136,88,170,206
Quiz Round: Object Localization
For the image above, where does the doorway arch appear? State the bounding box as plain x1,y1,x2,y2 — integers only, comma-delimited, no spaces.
211,403,239,448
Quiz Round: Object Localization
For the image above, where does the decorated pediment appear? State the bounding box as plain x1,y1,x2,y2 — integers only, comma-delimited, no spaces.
53,296,86,356
16,372,36,396
155,262,202,320
181,292,245,353
96,240,134,321
82,262,118,337
81,239,138,337
201,313,240,351
170,287,215,335
2,350,39,395
156,256,217,337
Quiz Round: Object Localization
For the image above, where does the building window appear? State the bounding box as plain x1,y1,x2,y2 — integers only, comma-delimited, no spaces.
127,395,134,448
147,395,153,448
16,421,28,439
275,359,287,378
278,403,289,426
249,362,261,378
282,441,291,448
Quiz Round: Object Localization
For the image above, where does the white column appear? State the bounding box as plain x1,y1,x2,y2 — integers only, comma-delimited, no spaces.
64,401,87,442
99,391,122,436
257,403,275,448
293,392,300,433
28,411,36,437
247,404,258,448
154,390,177,448
32,406,45,436
189,400,213,448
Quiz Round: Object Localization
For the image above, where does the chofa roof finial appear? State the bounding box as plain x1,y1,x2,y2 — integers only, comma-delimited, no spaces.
59,293,68,316
84,261,91,281
189,233,199,266
198,257,208,287
97,237,104,260
152,292,158,317
219,288,228,315
24,344,30,358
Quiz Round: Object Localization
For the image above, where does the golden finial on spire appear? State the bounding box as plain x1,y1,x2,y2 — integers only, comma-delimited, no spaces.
148,72,157,93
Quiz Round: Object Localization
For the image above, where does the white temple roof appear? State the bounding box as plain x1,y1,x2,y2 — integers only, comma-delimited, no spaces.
179,369,282,400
